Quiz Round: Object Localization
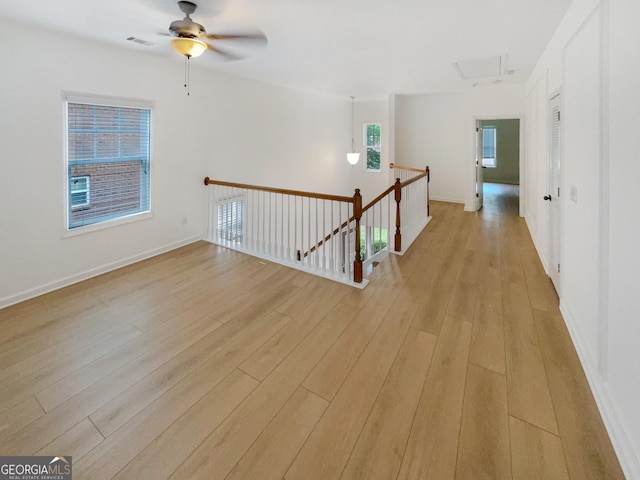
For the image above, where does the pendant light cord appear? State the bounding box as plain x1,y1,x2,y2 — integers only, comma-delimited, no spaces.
351,96,356,151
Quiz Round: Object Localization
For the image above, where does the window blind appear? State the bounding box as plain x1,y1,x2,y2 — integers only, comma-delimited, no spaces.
482,127,496,159
66,100,151,229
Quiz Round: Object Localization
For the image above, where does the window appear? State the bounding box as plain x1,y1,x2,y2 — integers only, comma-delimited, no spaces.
360,226,387,261
65,95,151,230
364,123,381,171
70,176,90,207
217,196,244,242
482,126,497,167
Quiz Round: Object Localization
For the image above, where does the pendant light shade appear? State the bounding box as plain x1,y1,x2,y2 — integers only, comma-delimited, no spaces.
347,96,360,165
347,152,360,165
171,37,207,58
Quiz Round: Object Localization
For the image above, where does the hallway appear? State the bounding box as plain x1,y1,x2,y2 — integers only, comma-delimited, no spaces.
0,186,624,479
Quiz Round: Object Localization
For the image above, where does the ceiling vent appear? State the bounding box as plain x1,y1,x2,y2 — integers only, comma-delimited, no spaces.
126,37,154,47
454,54,507,80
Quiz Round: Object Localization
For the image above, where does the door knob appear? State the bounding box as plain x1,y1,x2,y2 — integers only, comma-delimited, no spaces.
543,195,552,201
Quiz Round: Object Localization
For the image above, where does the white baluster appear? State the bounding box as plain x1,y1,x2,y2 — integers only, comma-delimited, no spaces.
330,201,334,274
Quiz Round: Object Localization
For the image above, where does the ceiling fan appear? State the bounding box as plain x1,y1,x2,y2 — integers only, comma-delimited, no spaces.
166,0,267,61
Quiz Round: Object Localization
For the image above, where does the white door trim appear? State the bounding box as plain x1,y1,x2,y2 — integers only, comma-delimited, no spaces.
548,90,562,292
471,115,525,216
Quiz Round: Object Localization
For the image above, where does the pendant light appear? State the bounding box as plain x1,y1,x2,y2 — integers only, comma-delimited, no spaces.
347,96,360,165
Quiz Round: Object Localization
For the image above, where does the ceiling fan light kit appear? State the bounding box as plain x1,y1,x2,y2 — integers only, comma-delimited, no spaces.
171,37,207,58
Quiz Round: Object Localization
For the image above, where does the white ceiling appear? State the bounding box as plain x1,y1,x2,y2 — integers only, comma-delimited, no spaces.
0,0,572,98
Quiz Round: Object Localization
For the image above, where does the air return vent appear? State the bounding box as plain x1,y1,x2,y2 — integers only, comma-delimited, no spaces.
126,37,154,47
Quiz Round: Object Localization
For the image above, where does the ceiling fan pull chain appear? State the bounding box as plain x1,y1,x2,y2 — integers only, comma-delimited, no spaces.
183,55,190,95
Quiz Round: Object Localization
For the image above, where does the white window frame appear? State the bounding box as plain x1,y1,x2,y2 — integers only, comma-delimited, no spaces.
482,125,497,168
63,92,153,236
363,122,382,172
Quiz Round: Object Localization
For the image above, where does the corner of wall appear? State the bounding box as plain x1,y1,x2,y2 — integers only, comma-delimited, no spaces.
560,302,640,480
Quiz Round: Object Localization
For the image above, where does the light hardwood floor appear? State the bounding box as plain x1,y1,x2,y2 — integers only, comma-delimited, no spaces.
0,183,625,479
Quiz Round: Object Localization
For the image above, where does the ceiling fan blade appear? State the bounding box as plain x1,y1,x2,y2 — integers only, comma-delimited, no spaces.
205,42,244,61
205,30,267,44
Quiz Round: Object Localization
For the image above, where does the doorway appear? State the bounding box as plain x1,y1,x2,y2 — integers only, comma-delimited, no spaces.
474,117,523,213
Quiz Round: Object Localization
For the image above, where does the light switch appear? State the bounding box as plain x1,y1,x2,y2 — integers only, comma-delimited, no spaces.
570,185,578,203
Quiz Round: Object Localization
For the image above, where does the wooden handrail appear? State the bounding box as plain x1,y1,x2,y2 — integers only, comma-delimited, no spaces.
400,169,429,188
304,217,352,258
204,177,353,203
362,184,395,215
389,163,426,173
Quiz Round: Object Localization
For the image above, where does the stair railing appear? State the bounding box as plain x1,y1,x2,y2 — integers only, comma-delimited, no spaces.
389,165,431,251
204,178,364,285
204,165,429,287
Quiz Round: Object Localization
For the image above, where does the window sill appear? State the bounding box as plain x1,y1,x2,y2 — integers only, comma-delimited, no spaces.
62,211,153,238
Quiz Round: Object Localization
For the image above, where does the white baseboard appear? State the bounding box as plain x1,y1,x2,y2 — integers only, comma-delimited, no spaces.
560,302,640,480
430,195,465,205
524,212,551,277
0,235,204,310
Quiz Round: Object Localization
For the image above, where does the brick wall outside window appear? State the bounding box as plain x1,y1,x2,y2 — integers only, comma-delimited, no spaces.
69,161,142,225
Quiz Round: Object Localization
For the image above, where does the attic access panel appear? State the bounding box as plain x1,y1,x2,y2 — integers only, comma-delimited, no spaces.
454,54,507,80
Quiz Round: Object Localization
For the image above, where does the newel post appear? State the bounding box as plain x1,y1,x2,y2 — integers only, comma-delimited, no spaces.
426,166,430,217
394,178,402,252
353,188,363,283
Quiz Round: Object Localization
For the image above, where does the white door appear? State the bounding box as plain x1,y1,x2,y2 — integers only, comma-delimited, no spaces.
548,93,561,291
475,120,484,210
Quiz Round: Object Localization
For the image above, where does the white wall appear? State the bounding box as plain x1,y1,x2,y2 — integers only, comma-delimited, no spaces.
606,0,640,475
562,7,602,366
394,85,525,209
524,0,640,476
0,19,352,307
395,92,467,204
200,78,354,196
